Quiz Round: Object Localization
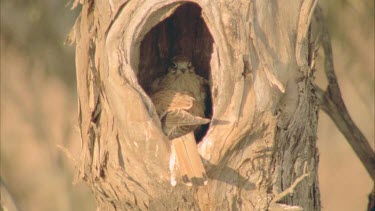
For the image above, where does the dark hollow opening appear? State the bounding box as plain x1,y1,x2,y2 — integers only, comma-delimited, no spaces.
138,2,213,142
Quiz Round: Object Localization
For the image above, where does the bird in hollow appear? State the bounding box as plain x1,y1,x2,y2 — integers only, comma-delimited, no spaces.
151,55,210,186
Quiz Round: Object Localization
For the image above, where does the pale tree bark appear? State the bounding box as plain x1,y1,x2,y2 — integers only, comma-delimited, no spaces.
68,0,322,210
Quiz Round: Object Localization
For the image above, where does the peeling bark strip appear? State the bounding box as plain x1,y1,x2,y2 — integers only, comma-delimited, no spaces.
70,0,320,210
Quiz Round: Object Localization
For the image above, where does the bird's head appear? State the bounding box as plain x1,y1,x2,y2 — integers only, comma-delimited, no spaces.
168,55,195,75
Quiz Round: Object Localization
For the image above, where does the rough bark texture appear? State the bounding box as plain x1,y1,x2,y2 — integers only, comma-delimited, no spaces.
69,0,320,210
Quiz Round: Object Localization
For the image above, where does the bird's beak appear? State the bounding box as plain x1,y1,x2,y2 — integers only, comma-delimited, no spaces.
181,69,186,73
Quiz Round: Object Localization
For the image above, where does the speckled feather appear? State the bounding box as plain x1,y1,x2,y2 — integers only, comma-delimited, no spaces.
151,56,209,186
151,56,209,138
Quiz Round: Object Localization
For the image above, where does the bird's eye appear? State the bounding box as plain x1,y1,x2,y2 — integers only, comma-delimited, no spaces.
171,62,178,68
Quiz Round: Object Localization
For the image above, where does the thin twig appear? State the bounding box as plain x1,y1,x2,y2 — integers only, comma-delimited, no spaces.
0,180,20,211
57,145,79,168
314,6,375,181
272,162,310,203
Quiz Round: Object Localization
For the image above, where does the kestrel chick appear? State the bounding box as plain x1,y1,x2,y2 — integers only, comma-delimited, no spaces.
151,55,209,186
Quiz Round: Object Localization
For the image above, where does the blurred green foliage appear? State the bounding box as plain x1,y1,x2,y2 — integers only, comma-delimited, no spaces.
1,1,97,211
1,0,79,89
322,0,374,36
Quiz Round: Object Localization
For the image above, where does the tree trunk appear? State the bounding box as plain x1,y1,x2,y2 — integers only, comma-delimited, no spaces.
69,0,320,210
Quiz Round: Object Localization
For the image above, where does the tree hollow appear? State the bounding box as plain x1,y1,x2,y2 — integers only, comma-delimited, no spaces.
138,2,213,141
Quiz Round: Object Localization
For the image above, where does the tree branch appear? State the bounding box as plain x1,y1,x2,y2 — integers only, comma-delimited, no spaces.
368,185,375,211
314,6,375,181
272,162,310,204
